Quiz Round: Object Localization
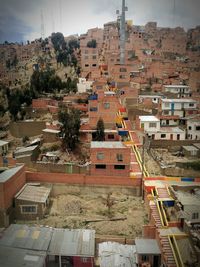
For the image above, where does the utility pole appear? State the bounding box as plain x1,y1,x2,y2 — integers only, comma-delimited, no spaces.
116,0,128,65
141,135,145,201
41,10,45,40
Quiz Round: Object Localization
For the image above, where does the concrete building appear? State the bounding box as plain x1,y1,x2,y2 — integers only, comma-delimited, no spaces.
163,85,192,98
0,140,9,155
161,99,197,117
14,145,40,162
90,141,131,176
77,78,93,93
186,115,200,140
15,184,51,220
137,116,185,140
0,165,26,227
48,228,95,267
135,238,161,267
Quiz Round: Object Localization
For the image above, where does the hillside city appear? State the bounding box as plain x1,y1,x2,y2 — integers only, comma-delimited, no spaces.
0,1,200,267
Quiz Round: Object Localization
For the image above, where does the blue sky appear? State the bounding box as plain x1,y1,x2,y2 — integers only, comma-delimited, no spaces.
0,0,200,43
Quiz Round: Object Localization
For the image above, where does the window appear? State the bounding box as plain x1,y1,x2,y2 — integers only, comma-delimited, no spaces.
161,134,166,138
92,64,97,67
196,126,200,131
92,55,97,59
104,102,110,109
188,126,192,130
82,258,88,263
96,85,102,90
164,103,170,107
90,107,98,112
85,64,89,67
149,122,156,128
114,165,125,169
95,164,106,169
120,67,127,72
141,255,149,261
84,56,88,59
21,205,37,214
164,110,169,115
108,134,114,139
192,212,199,220
119,75,125,79
117,154,123,161
189,103,194,107
97,153,104,160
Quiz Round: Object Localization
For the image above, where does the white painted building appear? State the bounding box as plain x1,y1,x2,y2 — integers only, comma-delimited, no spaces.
138,116,185,140
187,116,200,140
0,140,9,155
77,78,93,93
139,116,160,132
163,85,191,98
161,99,197,117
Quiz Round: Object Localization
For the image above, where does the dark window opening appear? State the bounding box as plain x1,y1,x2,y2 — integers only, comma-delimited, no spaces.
95,164,106,169
114,165,125,170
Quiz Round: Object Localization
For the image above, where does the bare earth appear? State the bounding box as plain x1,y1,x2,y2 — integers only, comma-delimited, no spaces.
18,192,149,238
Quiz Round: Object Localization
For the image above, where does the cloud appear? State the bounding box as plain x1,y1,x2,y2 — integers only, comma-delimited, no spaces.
0,0,199,43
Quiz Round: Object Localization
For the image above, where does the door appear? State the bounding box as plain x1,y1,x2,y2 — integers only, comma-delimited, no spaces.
170,134,173,140
177,134,180,140
153,255,160,267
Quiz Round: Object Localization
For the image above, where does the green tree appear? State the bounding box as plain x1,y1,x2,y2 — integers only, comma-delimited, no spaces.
58,107,81,151
87,39,97,48
51,32,65,51
95,118,105,141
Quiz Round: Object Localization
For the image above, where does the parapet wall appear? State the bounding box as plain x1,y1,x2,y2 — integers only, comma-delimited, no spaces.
9,121,46,138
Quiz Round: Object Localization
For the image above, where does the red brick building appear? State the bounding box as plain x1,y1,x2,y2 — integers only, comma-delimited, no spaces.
0,165,26,227
90,141,131,177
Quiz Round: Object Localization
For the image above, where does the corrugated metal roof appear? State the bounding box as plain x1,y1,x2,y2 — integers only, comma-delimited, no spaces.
91,141,126,149
0,165,24,183
0,140,9,146
0,224,53,252
135,238,161,254
16,184,51,203
99,242,136,267
15,145,38,154
0,246,46,267
48,228,95,256
42,129,60,133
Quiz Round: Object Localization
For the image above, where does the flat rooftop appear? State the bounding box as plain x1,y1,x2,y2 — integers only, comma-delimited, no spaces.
91,141,126,149
0,140,9,146
164,85,189,88
139,115,159,122
162,99,196,103
15,184,51,203
42,129,60,134
135,238,161,255
0,165,24,183
15,145,38,154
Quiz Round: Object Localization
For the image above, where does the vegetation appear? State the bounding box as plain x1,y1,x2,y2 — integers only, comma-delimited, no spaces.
183,161,200,171
51,32,79,68
30,69,78,94
58,107,81,151
87,39,97,48
95,118,105,141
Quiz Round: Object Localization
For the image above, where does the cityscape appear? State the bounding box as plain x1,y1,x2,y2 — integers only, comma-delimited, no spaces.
0,0,200,266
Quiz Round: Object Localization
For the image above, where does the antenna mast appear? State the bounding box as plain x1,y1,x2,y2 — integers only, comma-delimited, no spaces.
41,10,45,39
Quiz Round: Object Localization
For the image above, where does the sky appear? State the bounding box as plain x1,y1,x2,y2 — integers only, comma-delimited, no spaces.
0,0,200,43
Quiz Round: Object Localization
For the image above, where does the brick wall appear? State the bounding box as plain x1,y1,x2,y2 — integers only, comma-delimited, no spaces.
26,171,141,188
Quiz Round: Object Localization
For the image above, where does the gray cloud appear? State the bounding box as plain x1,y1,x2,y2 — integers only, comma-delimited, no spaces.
0,0,199,43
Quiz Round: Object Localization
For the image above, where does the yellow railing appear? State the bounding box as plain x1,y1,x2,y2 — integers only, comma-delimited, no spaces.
156,199,165,227
168,235,184,267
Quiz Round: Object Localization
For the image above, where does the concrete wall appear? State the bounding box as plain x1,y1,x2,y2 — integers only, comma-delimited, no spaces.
9,121,46,137
150,140,200,148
